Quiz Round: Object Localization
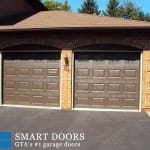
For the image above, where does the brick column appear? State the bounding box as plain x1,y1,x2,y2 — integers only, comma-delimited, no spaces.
142,50,150,110
61,50,72,110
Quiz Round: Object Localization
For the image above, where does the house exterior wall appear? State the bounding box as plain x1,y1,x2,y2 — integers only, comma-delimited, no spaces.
0,0,35,18
0,30,150,110
0,30,149,50
142,50,150,110
61,50,72,110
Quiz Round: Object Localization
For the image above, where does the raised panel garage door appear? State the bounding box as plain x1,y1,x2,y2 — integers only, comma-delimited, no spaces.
74,52,140,110
3,53,60,107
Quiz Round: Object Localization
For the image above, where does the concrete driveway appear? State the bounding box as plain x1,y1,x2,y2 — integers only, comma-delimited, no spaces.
0,107,150,150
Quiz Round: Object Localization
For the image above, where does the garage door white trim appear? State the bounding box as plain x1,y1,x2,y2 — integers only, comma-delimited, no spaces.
139,51,143,112
74,108,140,112
2,104,61,110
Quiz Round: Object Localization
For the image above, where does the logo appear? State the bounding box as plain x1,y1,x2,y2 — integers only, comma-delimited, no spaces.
0,132,12,149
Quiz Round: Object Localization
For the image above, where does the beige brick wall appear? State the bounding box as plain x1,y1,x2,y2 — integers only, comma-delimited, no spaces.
61,50,72,110
142,50,150,109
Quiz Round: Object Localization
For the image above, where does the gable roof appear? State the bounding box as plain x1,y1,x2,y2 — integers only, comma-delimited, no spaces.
0,11,150,31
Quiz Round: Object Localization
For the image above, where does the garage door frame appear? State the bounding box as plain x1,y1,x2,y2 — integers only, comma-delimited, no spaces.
2,51,61,110
72,50,142,112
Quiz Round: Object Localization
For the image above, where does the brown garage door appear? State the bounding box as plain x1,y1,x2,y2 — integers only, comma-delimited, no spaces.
74,52,140,110
3,52,60,107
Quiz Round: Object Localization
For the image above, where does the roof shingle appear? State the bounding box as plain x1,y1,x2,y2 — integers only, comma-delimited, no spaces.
0,11,150,31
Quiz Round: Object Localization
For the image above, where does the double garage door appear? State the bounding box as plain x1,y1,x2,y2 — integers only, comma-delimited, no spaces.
3,52,140,110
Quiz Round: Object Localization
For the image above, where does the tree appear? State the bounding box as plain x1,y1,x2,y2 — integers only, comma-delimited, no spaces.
104,0,150,22
118,0,150,22
103,0,120,17
43,0,71,11
61,0,71,11
137,11,145,21
144,13,150,22
119,0,141,19
78,0,100,15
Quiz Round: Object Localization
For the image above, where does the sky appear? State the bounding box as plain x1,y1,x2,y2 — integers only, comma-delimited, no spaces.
42,0,150,13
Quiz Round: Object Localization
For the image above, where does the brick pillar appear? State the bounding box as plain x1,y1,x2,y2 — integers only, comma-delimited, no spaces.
142,50,150,110
61,50,72,110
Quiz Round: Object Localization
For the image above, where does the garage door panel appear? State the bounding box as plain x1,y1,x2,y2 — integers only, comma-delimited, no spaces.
3,53,60,107
5,63,60,69
47,69,59,76
124,84,137,93
76,83,89,91
107,98,121,107
31,82,44,90
90,64,138,68
75,99,138,109
91,98,105,106
17,95,30,102
17,82,30,89
76,79,137,84
5,81,17,88
4,95,30,104
17,68,30,76
108,70,121,77
47,83,59,90
122,99,139,107
16,68,31,77
31,69,44,76
124,70,137,77
74,52,140,110
4,89,17,94
107,84,121,92
47,96,59,103
6,89,59,96
4,67,17,76
75,97,89,107
92,84,105,91
31,96,44,103
76,69,90,77
93,69,105,77
4,77,60,83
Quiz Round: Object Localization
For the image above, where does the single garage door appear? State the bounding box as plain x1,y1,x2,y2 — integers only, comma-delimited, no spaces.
3,52,60,107
74,52,140,110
